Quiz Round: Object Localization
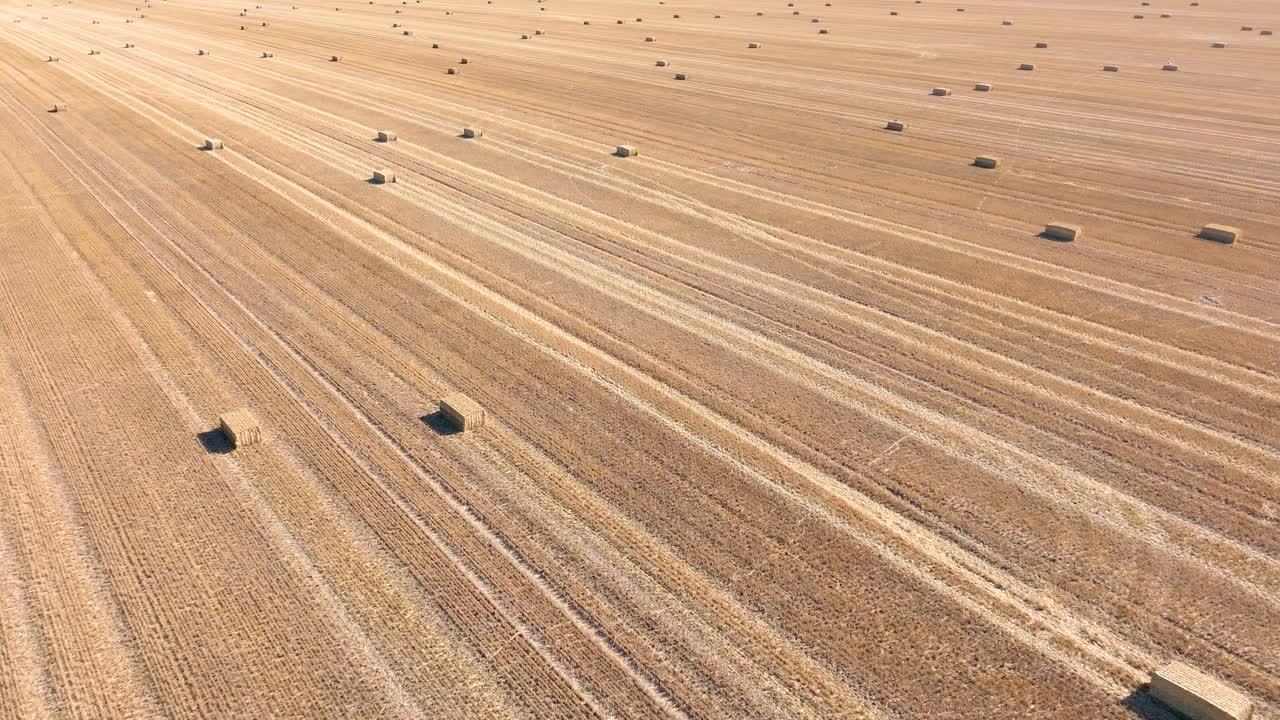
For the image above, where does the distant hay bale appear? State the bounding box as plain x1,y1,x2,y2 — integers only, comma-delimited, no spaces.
219,409,262,448
791,10,799,14
402,29,412,34
655,59,668,66
974,156,999,168
198,49,209,55
1103,64,1119,71
330,54,342,61
1150,663,1253,720
756,11,763,15
1162,63,1179,71
1002,20,1012,25
615,144,638,157
1211,41,1226,47
1018,63,1035,70
432,42,440,48
447,66,459,74
645,36,655,41
203,138,223,149
956,7,965,11
932,87,952,96
462,127,482,138
1043,222,1081,241
818,28,829,33
392,22,401,26
460,57,469,63
48,55,60,61
521,33,529,38
674,72,687,80
372,169,395,183
1262,30,1273,36
974,82,993,91
616,19,623,23
440,393,485,432
377,130,397,142
890,11,898,15
1034,41,1047,48
124,43,135,48
811,17,820,22
748,41,761,48
583,20,589,24
51,103,67,112
1240,25,1252,31
1160,12,1172,17
260,51,273,57
1199,224,1241,244
1134,14,1144,18
535,29,544,34
89,49,101,54
885,120,905,131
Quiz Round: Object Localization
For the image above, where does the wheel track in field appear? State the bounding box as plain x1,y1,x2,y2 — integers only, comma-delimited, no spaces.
0,78,640,720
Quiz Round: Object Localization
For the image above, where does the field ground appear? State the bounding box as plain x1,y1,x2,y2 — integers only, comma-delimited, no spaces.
1,0,1278,716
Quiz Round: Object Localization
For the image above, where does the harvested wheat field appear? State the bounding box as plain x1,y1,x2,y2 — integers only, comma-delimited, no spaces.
1,0,1278,716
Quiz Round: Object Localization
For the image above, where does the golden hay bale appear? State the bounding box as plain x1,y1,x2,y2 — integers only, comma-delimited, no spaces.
1043,222,1081,241
372,169,395,183
219,409,262,448
1150,662,1253,720
463,127,482,138
974,156,999,168
203,138,223,150
377,130,397,142
615,144,638,157
1199,224,1241,244
885,120,905,132
440,393,485,431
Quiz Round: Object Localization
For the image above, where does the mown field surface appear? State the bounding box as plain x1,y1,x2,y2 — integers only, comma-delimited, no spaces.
0,0,1277,717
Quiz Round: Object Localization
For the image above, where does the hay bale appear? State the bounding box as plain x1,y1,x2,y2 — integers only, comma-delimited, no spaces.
974,82,993,91
1211,41,1226,47
818,28,829,33
440,393,485,431
1002,20,1012,25
1043,222,1081,241
219,409,262,448
402,29,412,34
674,72,687,80
460,57,469,63
1262,30,1273,36
1161,12,1172,17
447,66,459,74
885,120,905,132
811,17,820,22
51,103,67,112
198,49,209,55
534,29,544,34
1199,224,1241,244
615,144,638,157
748,41,761,48
372,169,395,183
655,59,668,66
1163,63,1179,71
331,54,342,61
1240,25,1252,31
124,43,135,48
377,130,397,142
521,33,529,38
203,138,223,150
1018,63,1035,70
89,49,101,54
261,51,273,57
1150,663,1253,720
1035,41,1047,48
645,36,655,41
432,42,440,48
1103,64,1119,71
932,87,952,96
48,55,60,61
462,127,482,138
1134,14,1144,19
890,11,898,15
974,156,999,168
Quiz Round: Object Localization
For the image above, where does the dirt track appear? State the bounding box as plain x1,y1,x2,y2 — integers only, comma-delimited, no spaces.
0,0,1277,716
